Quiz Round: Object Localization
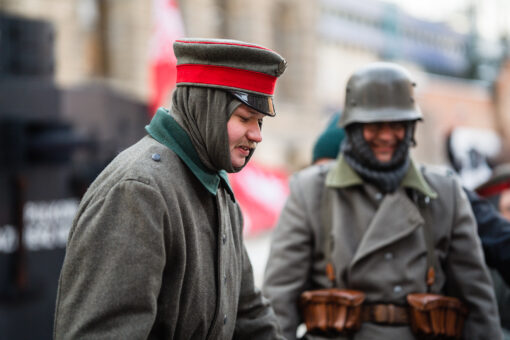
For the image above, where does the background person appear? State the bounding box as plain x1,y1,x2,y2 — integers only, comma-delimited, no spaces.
475,164,510,339
311,112,345,165
263,62,501,340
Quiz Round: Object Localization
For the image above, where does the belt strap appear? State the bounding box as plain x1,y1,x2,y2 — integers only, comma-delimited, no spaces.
361,304,409,325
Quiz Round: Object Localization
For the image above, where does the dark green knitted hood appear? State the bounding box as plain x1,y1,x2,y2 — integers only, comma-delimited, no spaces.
170,86,248,173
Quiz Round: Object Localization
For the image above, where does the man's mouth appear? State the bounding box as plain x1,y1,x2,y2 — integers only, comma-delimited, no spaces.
371,141,396,151
237,145,252,156
236,143,256,156
374,146,394,153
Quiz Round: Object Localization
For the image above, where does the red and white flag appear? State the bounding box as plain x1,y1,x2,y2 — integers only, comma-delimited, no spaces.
148,0,185,116
229,162,290,236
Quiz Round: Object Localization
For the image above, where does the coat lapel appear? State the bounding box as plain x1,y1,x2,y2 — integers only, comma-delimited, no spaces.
350,189,424,269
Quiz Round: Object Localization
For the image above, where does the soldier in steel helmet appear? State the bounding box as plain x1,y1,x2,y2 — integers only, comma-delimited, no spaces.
263,62,502,339
54,38,287,339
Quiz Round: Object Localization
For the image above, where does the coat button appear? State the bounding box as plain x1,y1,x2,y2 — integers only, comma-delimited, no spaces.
151,153,161,161
393,285,403,293
375,192,383,200
223,314,227,324
384,252,393,260
223,273,227,284
222,233,226,244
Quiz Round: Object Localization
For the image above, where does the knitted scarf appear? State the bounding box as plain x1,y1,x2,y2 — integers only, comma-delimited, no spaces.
342,123,415,193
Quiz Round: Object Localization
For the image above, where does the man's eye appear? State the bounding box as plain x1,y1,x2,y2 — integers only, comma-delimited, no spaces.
390,122,406,130
258,119,263,128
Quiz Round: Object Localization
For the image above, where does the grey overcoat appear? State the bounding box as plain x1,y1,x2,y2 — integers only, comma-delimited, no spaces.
263,157,502,340
54,113,283,339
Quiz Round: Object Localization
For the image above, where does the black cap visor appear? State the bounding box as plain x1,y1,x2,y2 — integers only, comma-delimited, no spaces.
230,91,276,117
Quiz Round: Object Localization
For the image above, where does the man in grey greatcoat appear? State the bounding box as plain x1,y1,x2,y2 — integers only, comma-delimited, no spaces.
54,38,287,339
263,62,502,339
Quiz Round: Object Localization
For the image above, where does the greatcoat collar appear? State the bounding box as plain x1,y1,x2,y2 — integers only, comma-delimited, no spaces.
325,155,437,199
146,108,233,196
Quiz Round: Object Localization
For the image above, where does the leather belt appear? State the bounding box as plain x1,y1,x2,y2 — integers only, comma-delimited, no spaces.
361,304,409,325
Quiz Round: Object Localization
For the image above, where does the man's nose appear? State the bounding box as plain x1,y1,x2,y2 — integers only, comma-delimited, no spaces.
247,122,262,143
377,123,395,139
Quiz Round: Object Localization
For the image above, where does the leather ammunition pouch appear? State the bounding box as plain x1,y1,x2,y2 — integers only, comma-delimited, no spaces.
407,293,468,339
299,288,365,336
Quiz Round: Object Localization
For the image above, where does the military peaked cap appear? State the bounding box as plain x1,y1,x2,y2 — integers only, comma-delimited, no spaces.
476,163,510,198
173,38,286,116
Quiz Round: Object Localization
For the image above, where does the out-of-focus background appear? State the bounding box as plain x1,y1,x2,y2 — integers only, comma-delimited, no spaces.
1,0,510,339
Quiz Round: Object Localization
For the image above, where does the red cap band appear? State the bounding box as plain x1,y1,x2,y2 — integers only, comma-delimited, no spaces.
176,64,277,95
477,182,510,198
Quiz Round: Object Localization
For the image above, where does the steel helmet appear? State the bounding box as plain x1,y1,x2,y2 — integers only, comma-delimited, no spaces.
339,62,423,127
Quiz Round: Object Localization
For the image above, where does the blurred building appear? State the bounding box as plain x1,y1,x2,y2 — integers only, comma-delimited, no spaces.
1,0,509,170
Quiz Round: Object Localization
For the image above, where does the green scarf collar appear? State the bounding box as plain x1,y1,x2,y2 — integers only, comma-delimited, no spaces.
326,155,437,199
145,108,233,197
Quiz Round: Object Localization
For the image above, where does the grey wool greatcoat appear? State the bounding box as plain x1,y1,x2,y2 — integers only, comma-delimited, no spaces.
263,156,502,340
54,109,283,339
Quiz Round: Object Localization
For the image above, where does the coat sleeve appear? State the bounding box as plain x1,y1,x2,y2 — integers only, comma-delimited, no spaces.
262,173,315,340
54,179,167,339
444,182,503,340
233,244,286,340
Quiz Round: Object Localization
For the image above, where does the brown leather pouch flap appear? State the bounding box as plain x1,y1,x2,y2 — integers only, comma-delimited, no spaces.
406,293,467,314
301,289,365,306
300,289,332,304
329,289,365,306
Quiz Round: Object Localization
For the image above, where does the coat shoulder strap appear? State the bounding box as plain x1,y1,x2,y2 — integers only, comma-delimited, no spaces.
417,166,438,292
